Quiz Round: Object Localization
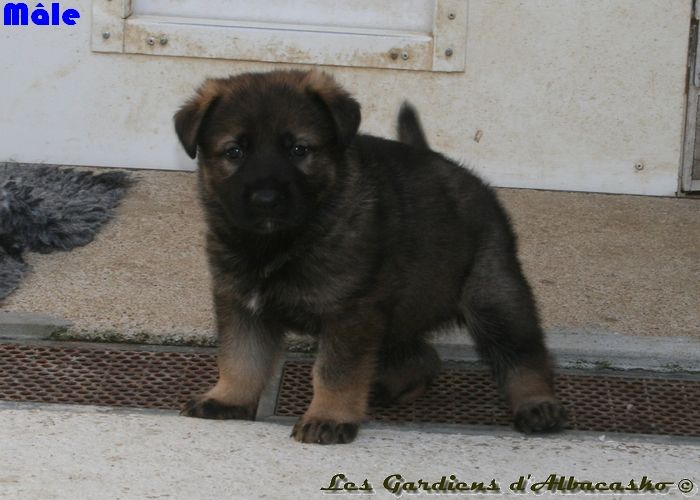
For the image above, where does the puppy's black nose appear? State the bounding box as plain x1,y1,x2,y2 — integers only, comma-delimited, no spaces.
249,188,280,208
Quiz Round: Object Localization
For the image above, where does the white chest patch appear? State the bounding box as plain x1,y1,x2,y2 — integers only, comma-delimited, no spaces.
245,291,262,314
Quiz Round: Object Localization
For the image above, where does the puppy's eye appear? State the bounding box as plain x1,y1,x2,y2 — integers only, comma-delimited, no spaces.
291,144,309,158
224,145,244,160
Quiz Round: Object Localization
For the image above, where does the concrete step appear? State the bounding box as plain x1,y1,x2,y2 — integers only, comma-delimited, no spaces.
0,401,698,499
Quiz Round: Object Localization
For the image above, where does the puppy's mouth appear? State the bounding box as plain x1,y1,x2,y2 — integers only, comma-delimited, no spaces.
254,217,285,234
241,210,304,235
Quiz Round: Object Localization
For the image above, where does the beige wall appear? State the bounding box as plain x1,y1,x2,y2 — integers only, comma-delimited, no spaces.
0,0,692,195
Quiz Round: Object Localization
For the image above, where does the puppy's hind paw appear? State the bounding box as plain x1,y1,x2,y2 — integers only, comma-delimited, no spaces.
513,399,567,433
180,397,256,420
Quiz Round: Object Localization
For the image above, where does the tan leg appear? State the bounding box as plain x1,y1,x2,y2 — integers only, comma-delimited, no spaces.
460,252,567,433
505,362,565,432
291,314,380,444
181,297,282,420
304,359,373,422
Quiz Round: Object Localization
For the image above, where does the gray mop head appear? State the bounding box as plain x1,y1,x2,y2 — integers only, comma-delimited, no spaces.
0,163,132,300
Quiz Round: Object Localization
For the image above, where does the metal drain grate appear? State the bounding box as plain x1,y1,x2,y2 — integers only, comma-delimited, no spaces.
276,361,700,437
0,343,216,410
1,342,699,438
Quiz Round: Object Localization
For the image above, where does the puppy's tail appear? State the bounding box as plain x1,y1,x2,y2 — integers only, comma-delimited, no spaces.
397,102,430,150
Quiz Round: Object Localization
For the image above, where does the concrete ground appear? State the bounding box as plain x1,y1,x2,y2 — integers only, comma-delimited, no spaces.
0,402,698,500
0,168,698,344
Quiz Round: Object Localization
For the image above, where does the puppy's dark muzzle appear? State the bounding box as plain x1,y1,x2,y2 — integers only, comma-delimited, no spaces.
249,188,281,209
232,164,306,232
245,184,291,212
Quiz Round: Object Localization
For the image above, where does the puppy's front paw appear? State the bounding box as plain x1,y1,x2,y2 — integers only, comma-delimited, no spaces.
291,418,359,445
180,397,256,420
513,399,567,433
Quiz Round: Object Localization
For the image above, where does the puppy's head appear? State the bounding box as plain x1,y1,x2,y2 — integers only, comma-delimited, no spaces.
174,70,361,234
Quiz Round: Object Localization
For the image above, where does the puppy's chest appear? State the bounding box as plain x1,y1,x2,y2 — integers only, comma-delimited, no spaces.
241,288,265,314
237,284,320,333
237,260,363,318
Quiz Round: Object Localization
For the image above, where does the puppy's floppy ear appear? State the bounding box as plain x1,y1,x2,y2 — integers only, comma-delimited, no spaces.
174,79,223,159
302,72,361,147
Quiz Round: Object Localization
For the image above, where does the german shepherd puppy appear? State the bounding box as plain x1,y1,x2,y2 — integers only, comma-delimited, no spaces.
174,70,566,444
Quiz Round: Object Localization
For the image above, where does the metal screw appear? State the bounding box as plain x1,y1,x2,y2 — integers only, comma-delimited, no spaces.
401,51,409,61
634,161,645,171
448,12,456,20
445,48,454,57
102,31,110,40
159,35,168,45
147,36,155,46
